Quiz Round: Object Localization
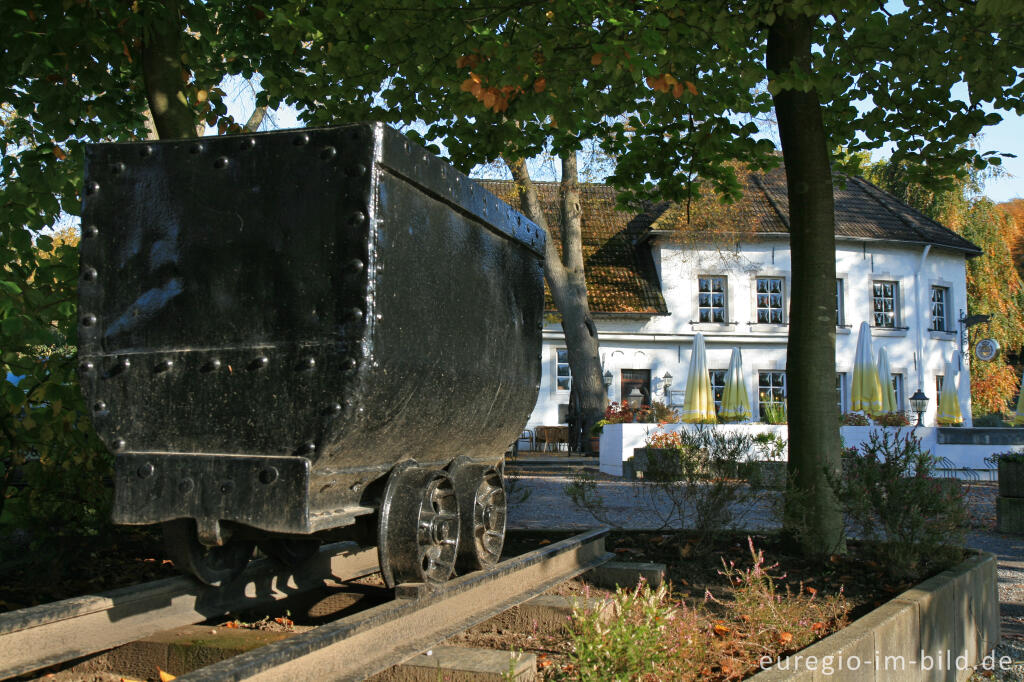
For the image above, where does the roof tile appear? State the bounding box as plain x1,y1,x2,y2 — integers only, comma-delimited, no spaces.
477,169,981,315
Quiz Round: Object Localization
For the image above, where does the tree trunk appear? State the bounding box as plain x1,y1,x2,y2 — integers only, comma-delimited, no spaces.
244,106,268,133
140,1,196,140
506,154,606,453
767,10,845,556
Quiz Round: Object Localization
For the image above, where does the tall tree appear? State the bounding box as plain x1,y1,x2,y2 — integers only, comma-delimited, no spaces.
0,1,294,535
301,0,1021,554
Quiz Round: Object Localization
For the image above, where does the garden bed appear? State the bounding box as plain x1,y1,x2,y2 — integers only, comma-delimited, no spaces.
453,529,970,680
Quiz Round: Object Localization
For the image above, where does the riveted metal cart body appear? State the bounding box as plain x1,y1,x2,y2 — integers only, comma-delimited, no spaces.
78,123,545,549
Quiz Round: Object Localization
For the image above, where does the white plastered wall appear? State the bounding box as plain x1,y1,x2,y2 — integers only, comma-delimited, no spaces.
526,238,972,430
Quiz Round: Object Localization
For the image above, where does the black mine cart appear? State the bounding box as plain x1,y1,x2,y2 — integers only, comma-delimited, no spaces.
78,123,545,586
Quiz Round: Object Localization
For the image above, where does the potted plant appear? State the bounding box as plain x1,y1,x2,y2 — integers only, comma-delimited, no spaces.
988,450,1024,499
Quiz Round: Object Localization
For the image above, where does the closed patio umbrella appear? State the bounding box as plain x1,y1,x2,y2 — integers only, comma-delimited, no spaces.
851,321,883,416
877,346,898,414
1012,372,1024,426
681,333,717,423
936,352,963,426
719,347,751,422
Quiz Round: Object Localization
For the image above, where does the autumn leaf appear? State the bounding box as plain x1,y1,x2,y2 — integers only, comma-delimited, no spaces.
805,586,817,596
533,77,546,93
811,621,825,632
538,538,551,546
157,668,176,681
778,631,793,645
196,89,208,103
672,82,684,98
685,80,698,96
591,53,603,66
713,622,730,637
52,147,66,161
224,621,239,629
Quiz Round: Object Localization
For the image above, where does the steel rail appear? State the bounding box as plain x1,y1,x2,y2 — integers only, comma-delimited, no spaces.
180,528,611,682
0,542,378,680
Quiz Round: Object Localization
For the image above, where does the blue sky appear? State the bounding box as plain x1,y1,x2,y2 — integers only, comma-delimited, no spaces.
971,112,1023,203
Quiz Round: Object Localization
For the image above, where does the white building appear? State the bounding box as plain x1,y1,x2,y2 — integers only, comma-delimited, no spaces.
479,168,982,432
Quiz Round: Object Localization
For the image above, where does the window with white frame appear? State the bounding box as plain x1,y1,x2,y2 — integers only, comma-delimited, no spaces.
931,286,950,332
756,277,784,324
891,373,904,411
872,280,899,328
836,279,845,326
555,348,571,391
758,371,786,421
836,373,846,413
698,276,727,323
709,369,726,414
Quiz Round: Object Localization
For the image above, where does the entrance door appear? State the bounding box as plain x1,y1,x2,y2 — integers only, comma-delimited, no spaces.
620,369,651,407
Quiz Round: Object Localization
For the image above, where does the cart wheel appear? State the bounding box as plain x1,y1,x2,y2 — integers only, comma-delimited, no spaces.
258,537,321,569
450,458,506,573
162,519,254,587
378,462,460,588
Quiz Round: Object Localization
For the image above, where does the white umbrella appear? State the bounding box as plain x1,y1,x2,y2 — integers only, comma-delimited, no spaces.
681,333,717,423
850,321,882,416
877,346,898,414
719,347,751,422
1012,372,1024,426
936,351,963,426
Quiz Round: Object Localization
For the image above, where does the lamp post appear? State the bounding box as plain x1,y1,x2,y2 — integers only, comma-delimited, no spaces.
602,370,613,405
662,371,673,398
627,387,644,410
910,389,929,427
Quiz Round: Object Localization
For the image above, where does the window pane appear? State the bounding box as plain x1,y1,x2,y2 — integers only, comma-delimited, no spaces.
758,370,786,420
709,370,726,413
755,277,784,325
931,286,948,332
836,279,844,326
872,281,898,328
556,348,571,392
698,275,727,323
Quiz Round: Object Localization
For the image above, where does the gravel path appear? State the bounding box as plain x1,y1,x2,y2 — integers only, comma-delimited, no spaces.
508,475,1024,680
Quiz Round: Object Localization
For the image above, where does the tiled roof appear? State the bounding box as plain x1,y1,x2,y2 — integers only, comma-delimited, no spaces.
650,166,982,255
476,169,981,315
476,180,669,315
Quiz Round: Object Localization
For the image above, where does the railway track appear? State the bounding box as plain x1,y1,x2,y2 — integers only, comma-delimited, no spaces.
0,528,610,681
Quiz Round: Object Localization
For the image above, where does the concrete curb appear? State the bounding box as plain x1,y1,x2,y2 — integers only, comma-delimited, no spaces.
753,551,1000,681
